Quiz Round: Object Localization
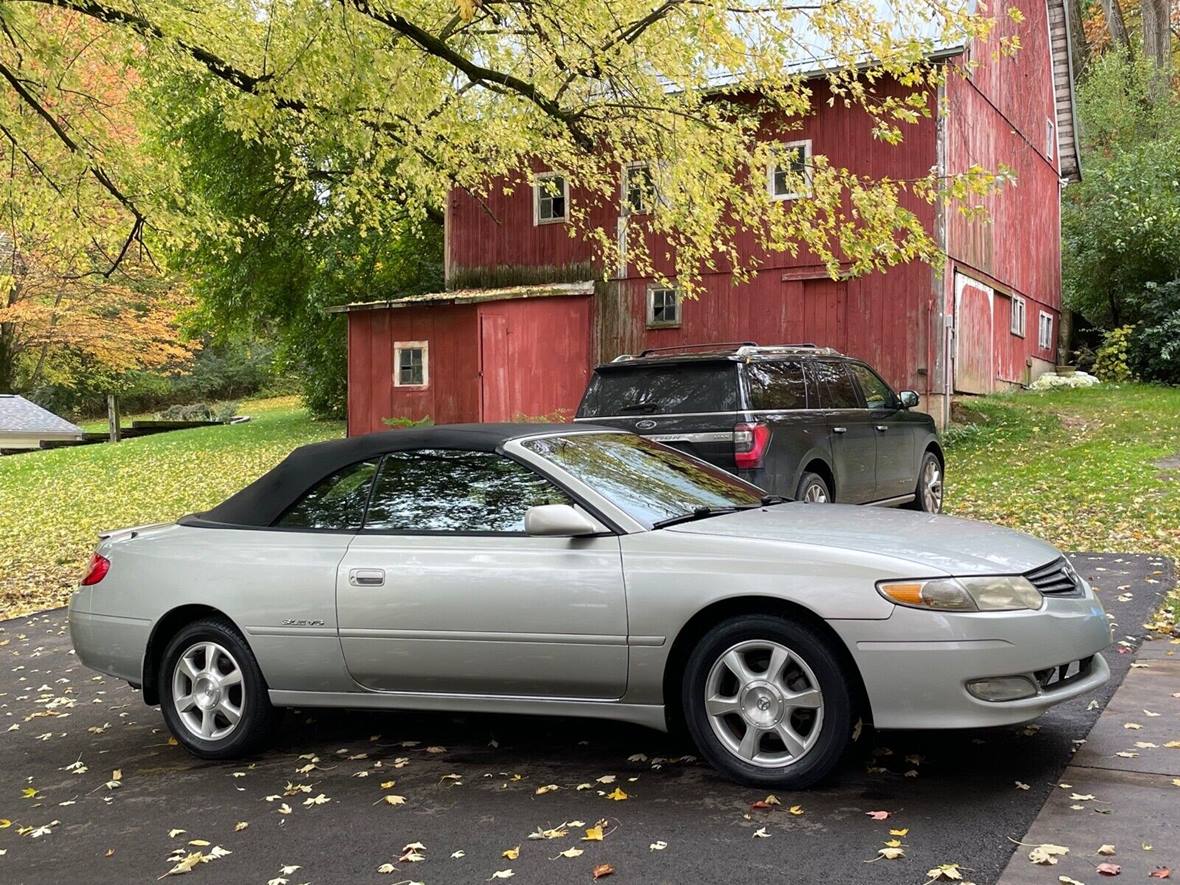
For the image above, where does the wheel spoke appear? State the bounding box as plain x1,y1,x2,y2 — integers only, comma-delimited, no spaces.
217,699,241,726
783,688,822,710
705,694,740,717
174,694,195,713
203,643,220,676
200,707,216,738
722,649,757,686
774,722,807,757
180,656,200,681
219,668,242,688
737,725,763,760
765,645,789,682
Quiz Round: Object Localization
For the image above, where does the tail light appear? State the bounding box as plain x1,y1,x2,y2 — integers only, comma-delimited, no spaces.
81,553,110,586
734,422,771,469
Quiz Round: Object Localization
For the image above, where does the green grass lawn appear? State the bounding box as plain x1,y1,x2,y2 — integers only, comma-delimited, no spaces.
0,396,343,618
1,385,1177,622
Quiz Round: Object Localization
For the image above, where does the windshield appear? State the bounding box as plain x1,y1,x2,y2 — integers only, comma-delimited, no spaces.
521,432,764,528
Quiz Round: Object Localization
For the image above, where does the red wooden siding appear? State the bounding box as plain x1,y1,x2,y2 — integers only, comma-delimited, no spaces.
347,296,593,436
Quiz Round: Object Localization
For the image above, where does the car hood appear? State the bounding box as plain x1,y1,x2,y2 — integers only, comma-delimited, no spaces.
663,503,1062,576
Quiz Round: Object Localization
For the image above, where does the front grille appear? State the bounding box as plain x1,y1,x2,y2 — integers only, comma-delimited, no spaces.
1034,655,1095,691
1024,557,1084,598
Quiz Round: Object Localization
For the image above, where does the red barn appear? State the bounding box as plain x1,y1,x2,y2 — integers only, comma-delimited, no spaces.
335,0,1081,435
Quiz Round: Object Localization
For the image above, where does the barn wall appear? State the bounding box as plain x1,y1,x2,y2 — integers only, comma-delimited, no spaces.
346,305,480,436
943,0,1063,388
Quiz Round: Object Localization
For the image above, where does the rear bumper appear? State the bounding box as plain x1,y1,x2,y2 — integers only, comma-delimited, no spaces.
68,594,149,685
831,590,1111,729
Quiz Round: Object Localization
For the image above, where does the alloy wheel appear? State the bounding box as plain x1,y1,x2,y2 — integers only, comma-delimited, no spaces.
802,482,828,503
171,641,245,741
703,639,824,768
922,458,943,512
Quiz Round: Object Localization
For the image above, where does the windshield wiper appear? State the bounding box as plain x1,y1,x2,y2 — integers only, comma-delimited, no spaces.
618,401,659,414
760,494,790,506
652,505,742,529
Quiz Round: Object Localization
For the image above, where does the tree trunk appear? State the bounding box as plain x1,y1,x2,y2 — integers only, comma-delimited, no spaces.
1141,0,1173,94
1100,0,1132,51
0,323,14,393
1068,0,1090,78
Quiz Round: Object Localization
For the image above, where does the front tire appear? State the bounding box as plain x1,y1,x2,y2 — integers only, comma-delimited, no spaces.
158,618,279,759
905,450,944,513
682,615,853,788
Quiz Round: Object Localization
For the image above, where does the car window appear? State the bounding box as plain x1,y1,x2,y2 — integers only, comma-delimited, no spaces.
363,449,573,533
275,459,380,530
578,363,739,417
849,364,896,410
522,432,764,528
813,361,861,409
746,360,807,410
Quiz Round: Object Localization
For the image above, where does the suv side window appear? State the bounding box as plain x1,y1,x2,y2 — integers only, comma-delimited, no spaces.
363,449,573,533
275,459,381,530
849,364,897,411
812,361,861,409
746,360,807,410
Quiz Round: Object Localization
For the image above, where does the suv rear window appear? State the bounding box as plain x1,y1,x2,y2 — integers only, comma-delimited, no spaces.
746,360,807,410
579,362,739,417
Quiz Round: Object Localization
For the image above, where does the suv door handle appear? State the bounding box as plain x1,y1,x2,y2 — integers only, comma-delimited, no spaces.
875,425,889,432
349,568,385,587
832,426,847,434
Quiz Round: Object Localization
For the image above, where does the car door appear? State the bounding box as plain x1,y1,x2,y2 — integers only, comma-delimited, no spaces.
743,359,817,497
335,448,629,699
847,362,915,501
811,360,876,503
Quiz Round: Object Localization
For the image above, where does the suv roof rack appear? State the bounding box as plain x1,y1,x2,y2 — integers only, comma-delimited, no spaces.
610,342,843,362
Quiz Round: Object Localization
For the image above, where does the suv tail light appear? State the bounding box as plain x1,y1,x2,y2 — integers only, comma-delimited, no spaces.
734,422,771,469
81,553,110,586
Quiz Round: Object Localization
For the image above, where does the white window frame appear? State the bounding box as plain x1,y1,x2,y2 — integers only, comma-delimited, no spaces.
1010,295,1026,337
767,139,813,201
1038,311,1054,350
1044,118,1056,162
533,172,568,225
646,285,682,328
393,340,429,389
621,161,653,215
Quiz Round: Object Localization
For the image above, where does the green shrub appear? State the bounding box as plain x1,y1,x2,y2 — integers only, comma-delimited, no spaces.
1128,280,1180,384
1092,326,1136,382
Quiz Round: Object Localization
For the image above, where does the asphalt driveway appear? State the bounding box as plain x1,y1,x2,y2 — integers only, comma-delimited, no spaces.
0,553,1169,885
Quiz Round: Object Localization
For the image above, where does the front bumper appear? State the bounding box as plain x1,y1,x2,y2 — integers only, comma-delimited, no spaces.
831,589,1111,729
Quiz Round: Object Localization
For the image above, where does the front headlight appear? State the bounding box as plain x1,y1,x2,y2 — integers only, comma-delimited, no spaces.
877,576,1043,612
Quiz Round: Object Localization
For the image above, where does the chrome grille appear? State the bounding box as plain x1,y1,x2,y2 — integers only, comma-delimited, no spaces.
1024,557,1084,598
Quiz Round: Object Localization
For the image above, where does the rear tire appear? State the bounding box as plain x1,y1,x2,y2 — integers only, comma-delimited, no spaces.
158,618,279,759
796,471,832,504
904,450,944,513
682,614,853,788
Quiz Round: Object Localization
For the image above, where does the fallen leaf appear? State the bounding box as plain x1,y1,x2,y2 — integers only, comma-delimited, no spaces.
1030,844,1071,864
488,870,514,880
381,795,406,806
649,841,667,851
582,825,604,842
926,863,965,881
380,780,396,789
554,848,583,859
1059,877,1085,885
890,828,909,837
1096,862,1121,876
788,804,804,816
866,811,890,821
606,787,628,801
592,864,615,880
1015,781,1031,790
1149,868,1171,880
1071,794,1096,801
753,827,770,839
535,784,560,795
875,847,905,860
502,846,520,861
1098,845,1116,856
234,822,248,832
451,850,466,859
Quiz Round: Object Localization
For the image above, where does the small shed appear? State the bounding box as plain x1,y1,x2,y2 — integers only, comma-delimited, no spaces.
0,395,83,451
330,281,595,436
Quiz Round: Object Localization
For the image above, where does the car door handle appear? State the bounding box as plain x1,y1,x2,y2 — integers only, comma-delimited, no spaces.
349,568,385,587
875,425,889,432
832,426,847,434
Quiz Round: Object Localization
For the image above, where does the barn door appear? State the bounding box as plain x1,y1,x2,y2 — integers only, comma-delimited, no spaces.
800,278,848,351
954,275,994,394
479,313,511,422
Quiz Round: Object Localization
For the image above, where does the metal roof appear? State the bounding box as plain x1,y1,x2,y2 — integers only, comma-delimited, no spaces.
0,395,83,436
326,281,595,314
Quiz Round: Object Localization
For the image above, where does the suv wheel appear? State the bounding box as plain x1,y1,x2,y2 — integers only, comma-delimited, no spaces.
796,471,831,503
159,618,279,759
906,451,944,513
682,615,853,787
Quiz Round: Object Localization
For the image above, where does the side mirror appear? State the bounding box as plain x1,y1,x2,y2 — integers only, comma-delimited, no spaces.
524,504,603,537
899,390,920,409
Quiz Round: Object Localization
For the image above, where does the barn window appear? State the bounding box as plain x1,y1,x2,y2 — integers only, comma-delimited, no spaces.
1038,312,1054,350
534,173,568,224
1044,118,1056,162
1010,295,1026,337
768,140,812,200
394,341,429,388
622,162,655,215
646,286,681,328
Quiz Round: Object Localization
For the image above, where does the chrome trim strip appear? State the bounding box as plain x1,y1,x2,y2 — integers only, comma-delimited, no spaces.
247,626,337,638
867,494,916,507
645,431,734,443
628,635,667,647
338,628,628,645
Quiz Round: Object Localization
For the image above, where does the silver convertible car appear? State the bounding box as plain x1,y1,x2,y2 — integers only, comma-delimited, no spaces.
69,424,1111,787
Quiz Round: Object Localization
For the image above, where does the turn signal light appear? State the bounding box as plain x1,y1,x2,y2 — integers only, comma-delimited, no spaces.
81,553,110,586
734,422,771,469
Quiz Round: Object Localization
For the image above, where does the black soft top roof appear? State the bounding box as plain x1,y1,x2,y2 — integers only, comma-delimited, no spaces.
180,423,607,528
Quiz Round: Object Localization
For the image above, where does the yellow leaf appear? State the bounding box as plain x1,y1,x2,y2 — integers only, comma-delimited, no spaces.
380,780,396,789
606,787,628,801
876,847,905,860
890,828,909,837
21,787,38,799
762,794,781,806
502,846,520,860
189,839,210,847
1098,844,1116,856
788,805,804,816
555,847,583,859
382,795,406,806
582,825,604,842
535,784,560,795
489,871,514,880
234,822,248,832
884,839,902,848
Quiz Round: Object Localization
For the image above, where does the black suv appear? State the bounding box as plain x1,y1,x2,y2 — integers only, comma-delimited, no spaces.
574,343,944,510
